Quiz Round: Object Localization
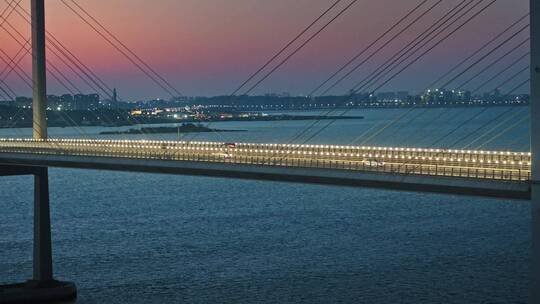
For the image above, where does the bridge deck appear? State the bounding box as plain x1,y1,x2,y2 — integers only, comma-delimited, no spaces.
0,138,531,199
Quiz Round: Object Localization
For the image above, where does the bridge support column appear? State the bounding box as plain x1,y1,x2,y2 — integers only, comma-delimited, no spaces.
531,0,540,303
32,167,53,281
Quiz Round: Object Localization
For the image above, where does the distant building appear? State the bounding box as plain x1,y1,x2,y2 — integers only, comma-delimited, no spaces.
376,92,396,102
14,97,32,108
47,95,62,110
74,93,99,110
170,95,187,103
396,91,409,101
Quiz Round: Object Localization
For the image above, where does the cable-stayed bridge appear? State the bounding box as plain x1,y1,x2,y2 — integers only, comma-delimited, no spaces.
0,0,539,303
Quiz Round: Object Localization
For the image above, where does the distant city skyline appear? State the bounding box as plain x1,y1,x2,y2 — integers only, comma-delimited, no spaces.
0,0,530,100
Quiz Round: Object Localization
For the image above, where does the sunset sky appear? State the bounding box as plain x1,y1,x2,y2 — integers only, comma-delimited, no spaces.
0,0,530,100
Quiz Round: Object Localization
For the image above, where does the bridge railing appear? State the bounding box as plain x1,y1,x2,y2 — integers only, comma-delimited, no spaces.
0,138,531,182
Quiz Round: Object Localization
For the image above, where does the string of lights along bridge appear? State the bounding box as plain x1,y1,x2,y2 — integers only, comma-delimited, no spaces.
0,138,531,182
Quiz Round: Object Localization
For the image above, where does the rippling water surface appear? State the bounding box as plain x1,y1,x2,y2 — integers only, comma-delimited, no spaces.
0,107,532,303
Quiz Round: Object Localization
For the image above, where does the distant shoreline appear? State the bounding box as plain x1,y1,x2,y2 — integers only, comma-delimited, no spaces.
0,114,364,129
100,124,246,135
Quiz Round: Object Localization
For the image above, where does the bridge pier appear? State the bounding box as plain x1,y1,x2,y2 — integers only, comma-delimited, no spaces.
32,167,53,282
